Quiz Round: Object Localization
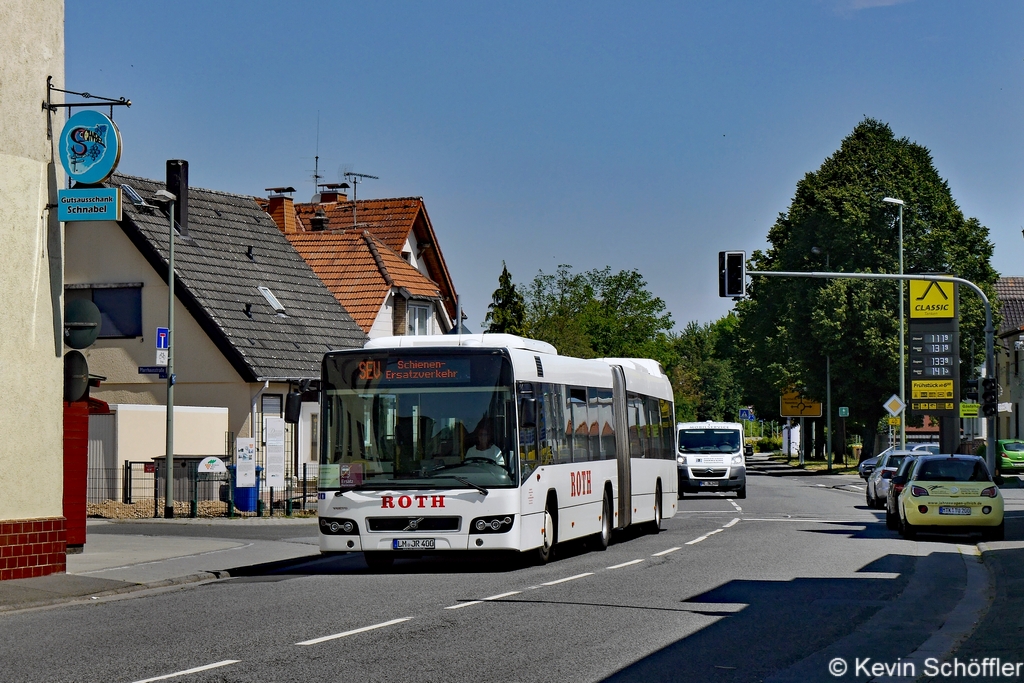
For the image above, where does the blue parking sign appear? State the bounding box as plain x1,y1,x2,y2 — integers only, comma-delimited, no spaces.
156,327,169,349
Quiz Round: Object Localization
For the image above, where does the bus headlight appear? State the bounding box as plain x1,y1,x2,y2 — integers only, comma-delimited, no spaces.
471,515,515,534
319,517,359,535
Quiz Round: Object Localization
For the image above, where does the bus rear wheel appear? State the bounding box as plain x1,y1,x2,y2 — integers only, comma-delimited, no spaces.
593,492,613,551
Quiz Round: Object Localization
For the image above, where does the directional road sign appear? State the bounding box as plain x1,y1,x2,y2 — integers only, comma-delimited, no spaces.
780,391,822,417
156,327,169,349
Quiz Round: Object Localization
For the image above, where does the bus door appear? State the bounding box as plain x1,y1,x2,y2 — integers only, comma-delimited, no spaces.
611,365,631,529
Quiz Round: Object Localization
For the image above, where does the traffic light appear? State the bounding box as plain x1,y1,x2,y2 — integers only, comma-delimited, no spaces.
719,251,746,298
982,377,998,417
964,378,979,402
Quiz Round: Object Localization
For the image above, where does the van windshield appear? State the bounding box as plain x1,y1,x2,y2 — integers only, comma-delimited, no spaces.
678,429,741,454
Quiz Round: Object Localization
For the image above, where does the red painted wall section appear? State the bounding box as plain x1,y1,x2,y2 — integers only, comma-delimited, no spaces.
63,400,89,547
0,518,66,580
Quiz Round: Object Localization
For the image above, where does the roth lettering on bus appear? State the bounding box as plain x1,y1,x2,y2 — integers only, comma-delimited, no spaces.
381,496,395,508
570,470,592,497
431,495,445,508
398,496,413,508
380,495,445,509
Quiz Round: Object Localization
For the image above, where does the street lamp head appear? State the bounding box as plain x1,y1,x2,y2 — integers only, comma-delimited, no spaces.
811,246,823,255
150,189,177,204
882,197,904,205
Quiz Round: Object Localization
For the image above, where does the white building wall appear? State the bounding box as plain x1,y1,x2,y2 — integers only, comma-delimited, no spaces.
0,0,65,523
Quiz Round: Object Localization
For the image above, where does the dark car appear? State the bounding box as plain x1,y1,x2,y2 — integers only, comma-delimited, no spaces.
885,454,918,530
859,447,891,480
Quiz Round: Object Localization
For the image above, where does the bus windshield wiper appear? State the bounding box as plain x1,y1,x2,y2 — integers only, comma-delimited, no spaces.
435,475,488,495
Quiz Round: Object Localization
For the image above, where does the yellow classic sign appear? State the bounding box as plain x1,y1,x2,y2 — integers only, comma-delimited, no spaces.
909,280,955,319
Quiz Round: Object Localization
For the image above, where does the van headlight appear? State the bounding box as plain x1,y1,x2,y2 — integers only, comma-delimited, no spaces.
677,456,686,465
731,454,744,465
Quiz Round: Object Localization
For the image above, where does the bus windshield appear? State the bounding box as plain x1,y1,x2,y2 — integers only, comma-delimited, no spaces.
678,429,741,454
321,350,517,490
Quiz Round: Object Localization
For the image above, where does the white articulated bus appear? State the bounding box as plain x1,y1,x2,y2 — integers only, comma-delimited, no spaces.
317,334,677,569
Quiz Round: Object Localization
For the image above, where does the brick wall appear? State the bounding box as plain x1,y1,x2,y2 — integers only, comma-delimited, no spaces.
0,517,67,580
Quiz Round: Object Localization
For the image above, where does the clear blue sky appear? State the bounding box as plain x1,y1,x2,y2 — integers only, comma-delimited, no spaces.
66,1,1024,331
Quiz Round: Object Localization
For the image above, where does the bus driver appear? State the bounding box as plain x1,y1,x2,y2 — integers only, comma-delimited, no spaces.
465,422,505,467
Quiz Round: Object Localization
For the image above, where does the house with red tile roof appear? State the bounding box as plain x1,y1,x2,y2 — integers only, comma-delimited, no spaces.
261,187,456,338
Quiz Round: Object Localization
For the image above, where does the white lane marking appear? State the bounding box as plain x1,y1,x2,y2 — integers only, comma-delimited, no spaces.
849,485,865,491
651,547,681,557
540,572,594,586
296,617,413,645
741,517,869,523
816,484,827,487
130,660,240,683
730,500,742,511
723,518,740,528
685,528,724,545
444,590,521,610
607,559,645,569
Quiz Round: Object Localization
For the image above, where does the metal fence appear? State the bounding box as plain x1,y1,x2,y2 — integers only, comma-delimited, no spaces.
86,461,322,519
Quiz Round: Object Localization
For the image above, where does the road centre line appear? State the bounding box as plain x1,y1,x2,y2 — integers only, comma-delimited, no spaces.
730,501,742,511
296,617,413,646
722,518,740,528
445,590,521,610
651,547,681,557
129,660,240,683
607,559,645,569
685,528,724,545
540,572,594,586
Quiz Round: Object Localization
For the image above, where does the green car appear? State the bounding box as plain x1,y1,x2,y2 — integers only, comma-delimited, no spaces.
998,439,1024,473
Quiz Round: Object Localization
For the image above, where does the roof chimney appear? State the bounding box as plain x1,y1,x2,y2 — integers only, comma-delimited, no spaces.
317,182,349,203
265,187,297,234
310,208,329,231
166,160,189,238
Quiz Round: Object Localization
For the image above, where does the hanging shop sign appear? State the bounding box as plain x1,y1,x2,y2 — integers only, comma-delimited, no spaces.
57,187,121,221
58,110,122,184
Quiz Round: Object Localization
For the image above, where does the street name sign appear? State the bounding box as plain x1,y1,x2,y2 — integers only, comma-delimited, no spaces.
138,366,167,379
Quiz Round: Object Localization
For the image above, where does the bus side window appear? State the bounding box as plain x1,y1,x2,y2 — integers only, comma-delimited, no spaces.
554,385,572,465
645,397,662,460
660,399,674,460
570,387,589,463
598,389,615,460
627,392,645,458
587,388,600,461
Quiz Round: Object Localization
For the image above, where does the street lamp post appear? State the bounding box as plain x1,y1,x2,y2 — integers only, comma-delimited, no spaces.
152,189,177,519
813,246,834,471
883,197,906,449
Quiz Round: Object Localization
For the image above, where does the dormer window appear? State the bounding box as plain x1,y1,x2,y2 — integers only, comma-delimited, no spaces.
401,251,412,264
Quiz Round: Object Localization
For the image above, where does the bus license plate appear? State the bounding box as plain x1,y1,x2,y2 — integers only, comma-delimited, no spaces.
938,507,971,516
393,538,435,550
699,481,719,487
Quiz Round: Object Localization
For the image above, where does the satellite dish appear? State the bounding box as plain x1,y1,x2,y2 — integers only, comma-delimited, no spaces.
65,298,101,349
64,350,89,402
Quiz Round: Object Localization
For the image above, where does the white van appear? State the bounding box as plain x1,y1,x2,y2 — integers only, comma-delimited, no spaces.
677,421,747,499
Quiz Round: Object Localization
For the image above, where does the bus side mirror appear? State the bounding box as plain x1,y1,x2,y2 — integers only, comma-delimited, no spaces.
285,391,302,424
519,397,536,428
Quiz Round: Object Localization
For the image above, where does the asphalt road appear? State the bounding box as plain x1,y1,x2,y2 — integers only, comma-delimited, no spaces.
2,471,1017,683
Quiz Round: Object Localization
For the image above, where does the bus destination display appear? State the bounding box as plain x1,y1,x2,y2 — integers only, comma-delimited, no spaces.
357,357,472,384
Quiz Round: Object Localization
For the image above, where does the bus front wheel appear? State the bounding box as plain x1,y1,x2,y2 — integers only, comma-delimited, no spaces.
593,492,613,551
536,507,556,564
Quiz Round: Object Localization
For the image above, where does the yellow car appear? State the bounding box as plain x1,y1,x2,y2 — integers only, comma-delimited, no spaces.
897,454,1004,541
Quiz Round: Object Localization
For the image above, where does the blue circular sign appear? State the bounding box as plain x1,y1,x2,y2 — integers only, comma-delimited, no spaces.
58,110,122,184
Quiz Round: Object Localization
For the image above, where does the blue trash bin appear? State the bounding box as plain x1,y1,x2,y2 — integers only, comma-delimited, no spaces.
229,465,262,512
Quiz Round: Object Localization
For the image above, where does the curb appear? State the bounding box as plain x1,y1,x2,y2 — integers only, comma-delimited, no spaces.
0,570,230,615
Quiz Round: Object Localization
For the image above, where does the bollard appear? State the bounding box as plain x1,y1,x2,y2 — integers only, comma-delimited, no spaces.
227,473,234,518
190,469,198,518
269,486,274,517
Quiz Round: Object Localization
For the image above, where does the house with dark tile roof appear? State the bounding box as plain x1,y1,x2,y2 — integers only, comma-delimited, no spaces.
64,164,366,476
993,277,1024,442
260,187,457,338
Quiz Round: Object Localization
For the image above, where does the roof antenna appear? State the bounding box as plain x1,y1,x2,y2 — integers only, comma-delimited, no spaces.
311,112,324,200
343,170,379,229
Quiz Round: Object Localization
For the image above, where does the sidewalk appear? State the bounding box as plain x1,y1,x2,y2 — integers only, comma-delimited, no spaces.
0,517,320,613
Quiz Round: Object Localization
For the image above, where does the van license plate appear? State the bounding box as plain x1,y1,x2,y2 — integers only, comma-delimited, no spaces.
938,507,971,516
393,538,435,550
699,481,719,487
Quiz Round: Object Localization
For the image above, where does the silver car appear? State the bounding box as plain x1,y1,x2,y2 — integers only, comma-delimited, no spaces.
866,450,916,509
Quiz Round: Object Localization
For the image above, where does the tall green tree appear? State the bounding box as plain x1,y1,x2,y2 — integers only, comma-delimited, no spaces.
524,265,675,362
735,118,998,455
672,317,742,421
483,261,527,335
